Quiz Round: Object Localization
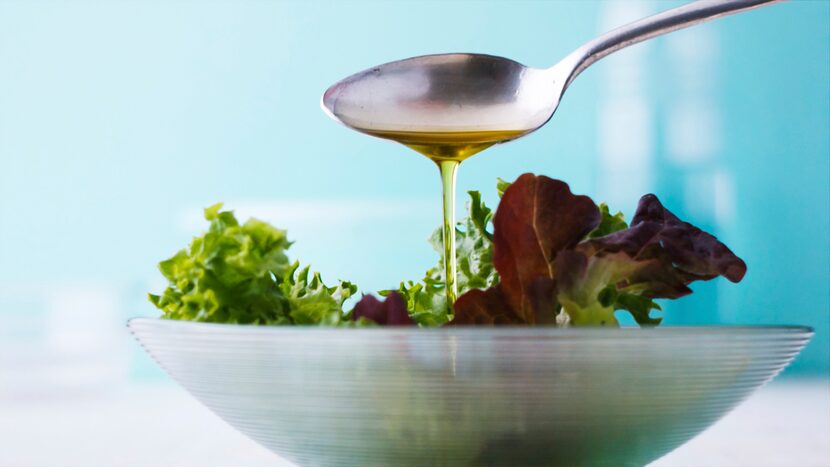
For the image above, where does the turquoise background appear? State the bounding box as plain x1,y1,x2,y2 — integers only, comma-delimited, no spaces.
0,0,827,376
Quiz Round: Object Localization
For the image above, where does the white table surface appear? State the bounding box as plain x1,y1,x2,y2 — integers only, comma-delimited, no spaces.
1,380,827,467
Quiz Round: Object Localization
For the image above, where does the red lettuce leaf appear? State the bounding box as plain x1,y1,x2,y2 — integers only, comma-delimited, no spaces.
576,194,747,291
451,174,747,327
447,288,522,325
491,174,601,321
351,292,415,326
556,194,747,325
452,174,600,325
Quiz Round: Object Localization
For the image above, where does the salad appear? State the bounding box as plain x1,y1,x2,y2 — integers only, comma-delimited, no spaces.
149,173,746,327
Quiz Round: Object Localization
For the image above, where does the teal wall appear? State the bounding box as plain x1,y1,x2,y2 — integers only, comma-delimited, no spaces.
0,1,827,376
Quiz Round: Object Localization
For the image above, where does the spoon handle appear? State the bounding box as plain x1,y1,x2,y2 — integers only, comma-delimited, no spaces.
557,0,784,90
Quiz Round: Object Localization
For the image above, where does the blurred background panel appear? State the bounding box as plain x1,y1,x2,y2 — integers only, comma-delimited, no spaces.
0,0,826,404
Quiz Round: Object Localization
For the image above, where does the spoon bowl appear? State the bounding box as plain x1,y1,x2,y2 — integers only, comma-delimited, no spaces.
323,0,782,138
322,53,560,135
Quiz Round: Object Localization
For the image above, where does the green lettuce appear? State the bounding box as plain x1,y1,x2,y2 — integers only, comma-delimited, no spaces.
588,203,628,238
385,189,498,326
281,261,357,325
149,203,356,325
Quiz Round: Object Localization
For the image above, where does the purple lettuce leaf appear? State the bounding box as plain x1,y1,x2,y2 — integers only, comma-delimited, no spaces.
351,292,415,326
451,174,747,327
557,194,747,325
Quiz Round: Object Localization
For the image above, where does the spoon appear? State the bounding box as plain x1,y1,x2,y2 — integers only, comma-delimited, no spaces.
322,0,782,136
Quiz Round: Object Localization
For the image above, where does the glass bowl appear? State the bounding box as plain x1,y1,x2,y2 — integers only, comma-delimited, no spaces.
128,318,812,466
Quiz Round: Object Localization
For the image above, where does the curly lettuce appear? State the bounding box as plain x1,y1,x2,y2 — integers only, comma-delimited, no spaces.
385,189,498,326
149,203,357,325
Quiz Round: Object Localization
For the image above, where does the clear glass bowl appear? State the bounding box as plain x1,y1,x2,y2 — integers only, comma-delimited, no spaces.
128,318,812,467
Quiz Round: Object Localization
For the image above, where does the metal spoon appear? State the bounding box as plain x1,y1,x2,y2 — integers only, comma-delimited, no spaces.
322,0,782,136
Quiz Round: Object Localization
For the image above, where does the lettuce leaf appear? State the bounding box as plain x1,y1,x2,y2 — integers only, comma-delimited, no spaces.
491,174,601,322
496,177,512,198
451,174,747,327
451,174,600,325
577,194,747,284
556,194,747,325
149,203,357,325
350,292,414,326
388,190,498,326
589,203,628,238
281,261,357,325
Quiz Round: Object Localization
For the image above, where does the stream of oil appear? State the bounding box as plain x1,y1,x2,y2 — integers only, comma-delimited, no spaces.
361,129,529,306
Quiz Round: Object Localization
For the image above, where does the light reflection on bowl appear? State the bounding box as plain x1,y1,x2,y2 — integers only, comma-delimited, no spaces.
128,319,811,467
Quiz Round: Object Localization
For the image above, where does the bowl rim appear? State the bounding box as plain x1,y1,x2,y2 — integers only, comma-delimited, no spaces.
127,317,814,337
